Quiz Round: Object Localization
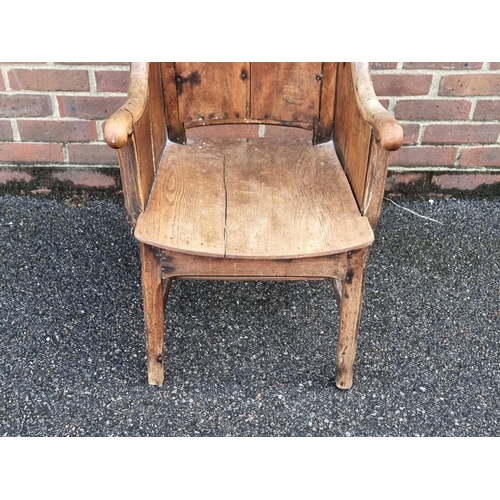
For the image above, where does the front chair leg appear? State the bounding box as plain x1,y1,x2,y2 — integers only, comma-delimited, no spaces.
335,247,369,389
140,243,165,385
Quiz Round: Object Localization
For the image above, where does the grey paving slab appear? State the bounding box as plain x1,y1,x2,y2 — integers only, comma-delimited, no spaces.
0,194,499,436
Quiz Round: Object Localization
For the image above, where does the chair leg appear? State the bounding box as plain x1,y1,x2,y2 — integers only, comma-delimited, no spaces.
140,243,165,385
335,247,369,390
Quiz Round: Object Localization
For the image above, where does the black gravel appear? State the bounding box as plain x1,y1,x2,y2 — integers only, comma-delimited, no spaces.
0,194,499,436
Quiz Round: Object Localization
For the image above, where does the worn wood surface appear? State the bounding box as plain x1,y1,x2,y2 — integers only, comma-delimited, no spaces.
134,138,374,259
334,62,373,210
132,102,155,208
224,139,373,258
105,62,149,149
251,63,322,123
149,62,167,167
140,243,165,386
161,62,186,144
160,251,349,280
117,140,142,226
313,62,337,144
352,63,403,151
175,62,248,123
135,141,226,257
335,247,369,389
363,136,390,226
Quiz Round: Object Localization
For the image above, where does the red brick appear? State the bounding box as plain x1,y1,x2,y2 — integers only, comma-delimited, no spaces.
0,169,33,184
371,74,432,96
0,94,52,117
378,99,390,109
460,147,500,167
439,74,500,96
66,143,119,164
187,124,260,139
402,123,420,145
385,172,426,192
0,143,63,162
57,96,125,119
489,62,500,70
0,120,13,141
370,62,398,70
52,169,116,188
95,70,129,92
18,120,98,142
473,100,500,120
395,99,472,120
389,146,458,166
403,62,482,70
423,123,500,144
9,69,89,91
0,71,4,91
432,173,500,190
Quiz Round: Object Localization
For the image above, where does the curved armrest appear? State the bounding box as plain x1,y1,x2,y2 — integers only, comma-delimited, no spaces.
352,62,403,151
104,62,149,149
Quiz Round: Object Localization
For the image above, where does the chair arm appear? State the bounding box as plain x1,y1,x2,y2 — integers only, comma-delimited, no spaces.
104,62,149,149
352,62,403,151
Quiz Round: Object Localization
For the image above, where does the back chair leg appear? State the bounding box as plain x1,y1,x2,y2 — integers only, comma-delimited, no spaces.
140,243,165,385
335,247,369,390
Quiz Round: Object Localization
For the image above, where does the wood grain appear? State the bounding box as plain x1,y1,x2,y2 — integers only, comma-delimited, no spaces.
363,136,390,226
134,141,226,257
224,139,373,258
148,62,167,167
132,102,155,207
161,62,186,144
336,247,369,389
314,62,337,144
334,62,373,209
135,138,373,258
140,243,165,386
160,251,349,280
175,63,248,123
105,62,149,149
251,63,322,123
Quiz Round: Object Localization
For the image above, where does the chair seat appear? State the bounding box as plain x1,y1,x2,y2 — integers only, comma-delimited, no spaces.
134,138,374,259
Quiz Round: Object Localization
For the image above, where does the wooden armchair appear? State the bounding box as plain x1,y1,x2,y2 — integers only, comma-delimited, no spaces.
105,63,403,389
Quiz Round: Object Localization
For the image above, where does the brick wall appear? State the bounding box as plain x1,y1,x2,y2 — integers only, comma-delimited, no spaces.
371,62,500,192
1,62,499,193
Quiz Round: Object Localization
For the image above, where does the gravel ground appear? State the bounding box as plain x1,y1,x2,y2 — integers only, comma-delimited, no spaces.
0,194,499,436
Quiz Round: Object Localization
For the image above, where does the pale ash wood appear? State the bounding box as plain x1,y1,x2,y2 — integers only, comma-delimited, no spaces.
140,243,165,386
224,139,374,258
160,251,349,280
251,63,322,123
134,138,374,259
134,141,226,257
336,247,369,389
175,63,248,123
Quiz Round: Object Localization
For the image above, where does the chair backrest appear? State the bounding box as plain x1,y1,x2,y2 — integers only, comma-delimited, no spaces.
161,63,338,145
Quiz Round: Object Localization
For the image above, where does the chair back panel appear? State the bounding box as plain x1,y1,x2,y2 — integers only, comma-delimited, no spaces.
160,62,336,144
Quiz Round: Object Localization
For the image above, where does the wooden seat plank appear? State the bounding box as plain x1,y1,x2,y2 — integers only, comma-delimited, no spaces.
135,138,373,259
134,141,226,257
